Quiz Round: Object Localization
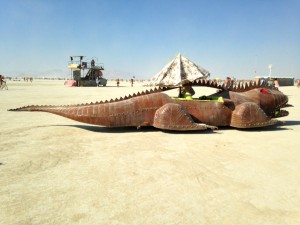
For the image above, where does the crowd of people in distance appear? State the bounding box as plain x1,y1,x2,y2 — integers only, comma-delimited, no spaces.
23,77,33,82
114,78,134,87
255,77,279,88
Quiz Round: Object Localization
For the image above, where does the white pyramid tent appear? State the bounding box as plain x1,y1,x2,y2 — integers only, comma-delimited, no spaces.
150,54,210,87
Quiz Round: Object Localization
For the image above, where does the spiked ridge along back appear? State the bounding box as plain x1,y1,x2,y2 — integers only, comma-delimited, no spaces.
189,79,279,92
8,80,279,112
8,86,174,111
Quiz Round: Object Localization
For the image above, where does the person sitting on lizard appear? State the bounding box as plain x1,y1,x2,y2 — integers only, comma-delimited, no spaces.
179,85,195,100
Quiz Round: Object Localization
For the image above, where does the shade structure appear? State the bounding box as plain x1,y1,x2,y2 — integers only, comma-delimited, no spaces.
150,54,210,87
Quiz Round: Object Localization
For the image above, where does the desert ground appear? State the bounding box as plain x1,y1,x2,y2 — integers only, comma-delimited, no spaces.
0,79,300,225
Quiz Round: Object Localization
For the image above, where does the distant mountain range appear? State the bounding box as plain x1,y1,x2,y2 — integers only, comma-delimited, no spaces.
6,69,69,78
7,68,144,80
103,69,137,80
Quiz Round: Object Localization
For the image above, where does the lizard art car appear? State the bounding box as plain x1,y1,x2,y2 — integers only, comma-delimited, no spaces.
9,80,289,131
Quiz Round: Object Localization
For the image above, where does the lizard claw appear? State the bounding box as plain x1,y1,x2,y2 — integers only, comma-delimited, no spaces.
207,125,218,130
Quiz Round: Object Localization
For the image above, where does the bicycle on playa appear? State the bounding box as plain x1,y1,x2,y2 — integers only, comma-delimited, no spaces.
0,80,8,90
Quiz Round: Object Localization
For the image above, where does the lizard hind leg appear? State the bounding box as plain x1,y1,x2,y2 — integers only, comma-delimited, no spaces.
153,103,217,131
231,102,278,128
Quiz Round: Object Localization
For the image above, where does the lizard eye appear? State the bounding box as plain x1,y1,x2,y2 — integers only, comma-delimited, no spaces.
260,89,268,94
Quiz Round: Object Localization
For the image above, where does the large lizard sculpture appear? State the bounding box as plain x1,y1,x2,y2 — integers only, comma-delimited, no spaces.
9,80,289,131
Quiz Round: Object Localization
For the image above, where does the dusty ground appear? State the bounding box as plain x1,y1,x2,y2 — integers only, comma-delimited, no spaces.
0,79,300,225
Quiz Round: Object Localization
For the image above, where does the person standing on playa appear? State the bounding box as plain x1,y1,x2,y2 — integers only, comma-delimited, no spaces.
96,76,99,87
130,78,134,87
116,79,120,87
225,77,232,89
267,79,274,87
0,74,3,86
91,59,95,67
274,78,279,88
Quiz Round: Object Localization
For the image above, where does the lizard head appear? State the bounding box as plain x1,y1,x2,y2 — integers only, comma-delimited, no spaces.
227,88,289,118
258,88,289,118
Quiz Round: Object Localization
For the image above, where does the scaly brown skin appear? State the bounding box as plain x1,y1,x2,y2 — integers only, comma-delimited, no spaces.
9,82,289,131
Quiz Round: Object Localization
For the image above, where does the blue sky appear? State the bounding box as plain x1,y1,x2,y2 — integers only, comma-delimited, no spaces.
0,0,299,79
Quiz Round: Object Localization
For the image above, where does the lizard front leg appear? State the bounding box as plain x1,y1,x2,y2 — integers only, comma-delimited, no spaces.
230,102,278,128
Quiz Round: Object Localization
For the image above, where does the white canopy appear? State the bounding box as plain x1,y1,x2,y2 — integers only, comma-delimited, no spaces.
150,54,210,87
